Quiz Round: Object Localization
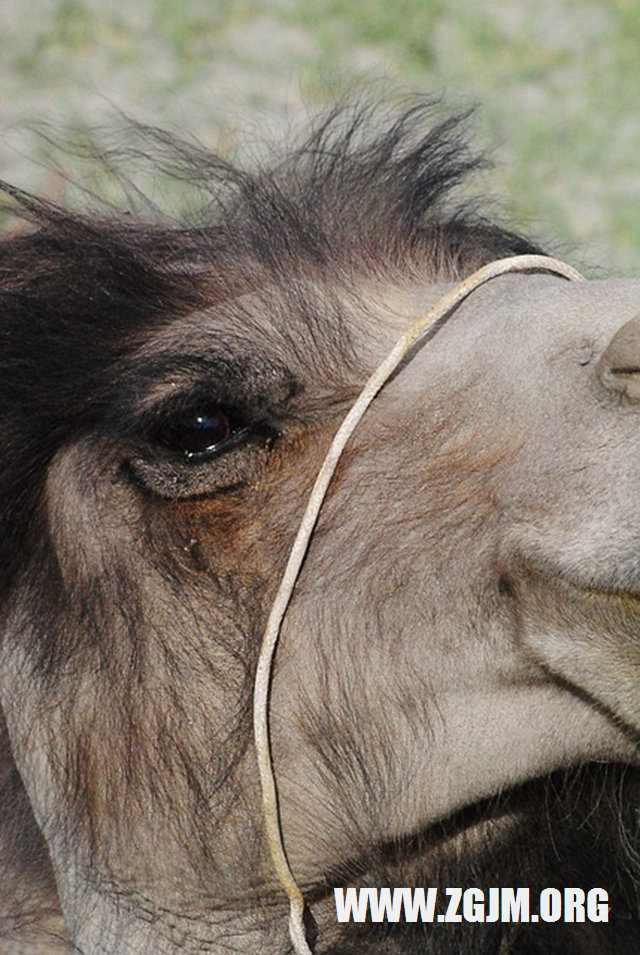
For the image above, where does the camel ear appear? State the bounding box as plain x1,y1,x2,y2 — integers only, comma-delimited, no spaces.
597,314,640,400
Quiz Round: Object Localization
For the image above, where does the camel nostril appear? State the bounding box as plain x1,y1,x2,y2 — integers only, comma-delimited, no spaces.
597,315,640,400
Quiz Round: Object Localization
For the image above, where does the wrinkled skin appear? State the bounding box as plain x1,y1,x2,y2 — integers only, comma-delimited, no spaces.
1,255,640,953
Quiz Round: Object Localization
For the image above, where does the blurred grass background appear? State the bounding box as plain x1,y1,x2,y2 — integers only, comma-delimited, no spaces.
1,0,639,272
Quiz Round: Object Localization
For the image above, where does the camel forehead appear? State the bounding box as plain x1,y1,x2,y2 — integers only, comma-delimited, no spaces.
147,273,640,389
386,273,640,408
442,274,640,352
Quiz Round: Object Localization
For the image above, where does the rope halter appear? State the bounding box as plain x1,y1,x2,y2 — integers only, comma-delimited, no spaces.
252,254,584,954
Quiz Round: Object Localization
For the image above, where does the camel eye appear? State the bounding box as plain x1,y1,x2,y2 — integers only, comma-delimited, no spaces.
156,406,246,461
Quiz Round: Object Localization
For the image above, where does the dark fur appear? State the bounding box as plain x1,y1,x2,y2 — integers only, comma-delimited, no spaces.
0,106,538,580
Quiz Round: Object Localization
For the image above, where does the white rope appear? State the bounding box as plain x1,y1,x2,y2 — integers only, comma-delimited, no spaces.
252,254,584,954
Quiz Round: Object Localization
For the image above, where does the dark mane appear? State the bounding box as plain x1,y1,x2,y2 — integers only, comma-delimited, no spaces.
1,101,544,284
0,103,543,598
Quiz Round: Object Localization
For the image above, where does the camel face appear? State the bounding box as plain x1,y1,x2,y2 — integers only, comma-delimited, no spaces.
0,106,638,954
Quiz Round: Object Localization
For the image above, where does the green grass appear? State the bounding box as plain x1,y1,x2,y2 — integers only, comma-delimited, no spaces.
2,0,640,272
